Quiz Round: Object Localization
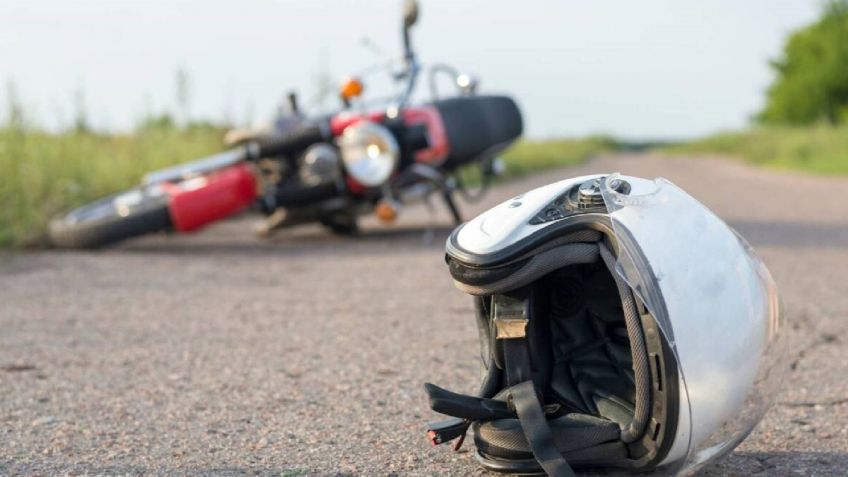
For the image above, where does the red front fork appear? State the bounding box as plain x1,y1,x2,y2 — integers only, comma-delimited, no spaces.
162,163,258,232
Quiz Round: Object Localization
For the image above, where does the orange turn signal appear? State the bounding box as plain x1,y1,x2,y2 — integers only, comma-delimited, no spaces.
375,199,399,223
339,77,364,100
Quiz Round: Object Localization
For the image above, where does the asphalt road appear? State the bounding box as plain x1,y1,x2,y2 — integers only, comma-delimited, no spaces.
2,154,847,476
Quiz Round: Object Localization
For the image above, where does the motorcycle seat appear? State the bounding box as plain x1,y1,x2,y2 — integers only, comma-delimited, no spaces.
433,95,523,168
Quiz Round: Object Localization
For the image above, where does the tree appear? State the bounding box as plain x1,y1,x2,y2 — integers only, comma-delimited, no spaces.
759,0,848,125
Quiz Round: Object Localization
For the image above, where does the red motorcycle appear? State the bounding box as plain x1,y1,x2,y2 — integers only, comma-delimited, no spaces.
48,0,523,248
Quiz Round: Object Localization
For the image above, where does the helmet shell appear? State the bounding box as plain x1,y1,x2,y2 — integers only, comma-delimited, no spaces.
449,174,786,475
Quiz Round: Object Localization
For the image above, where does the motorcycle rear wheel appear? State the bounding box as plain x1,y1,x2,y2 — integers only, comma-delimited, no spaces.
48,188,172,249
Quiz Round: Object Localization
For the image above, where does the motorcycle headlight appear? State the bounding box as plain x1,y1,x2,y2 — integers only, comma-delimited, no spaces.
338,121,400,187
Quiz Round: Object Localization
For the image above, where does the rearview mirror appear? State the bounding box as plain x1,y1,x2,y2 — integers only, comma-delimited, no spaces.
403,0,419,29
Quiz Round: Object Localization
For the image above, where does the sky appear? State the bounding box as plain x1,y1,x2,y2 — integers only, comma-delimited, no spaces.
0,0,821,139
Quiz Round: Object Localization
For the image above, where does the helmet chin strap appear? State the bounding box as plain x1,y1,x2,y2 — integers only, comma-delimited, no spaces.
492,294,576,477
511,381,577,477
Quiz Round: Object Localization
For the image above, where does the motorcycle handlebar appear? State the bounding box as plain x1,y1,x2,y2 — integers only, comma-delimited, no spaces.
250,124,326,159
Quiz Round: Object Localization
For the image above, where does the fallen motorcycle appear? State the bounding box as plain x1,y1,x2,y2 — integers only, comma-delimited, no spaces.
48,0,523,248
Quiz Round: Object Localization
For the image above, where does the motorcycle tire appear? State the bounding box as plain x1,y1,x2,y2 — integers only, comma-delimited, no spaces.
48,188,172,249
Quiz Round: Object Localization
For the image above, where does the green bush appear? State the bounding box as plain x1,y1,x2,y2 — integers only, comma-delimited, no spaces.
759,0,848,125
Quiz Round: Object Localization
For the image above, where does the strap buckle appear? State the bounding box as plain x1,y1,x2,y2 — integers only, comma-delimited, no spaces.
426,417,469,447
492,294,529,339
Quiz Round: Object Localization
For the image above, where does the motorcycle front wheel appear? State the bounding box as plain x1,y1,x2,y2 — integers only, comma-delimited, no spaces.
48,187,172,249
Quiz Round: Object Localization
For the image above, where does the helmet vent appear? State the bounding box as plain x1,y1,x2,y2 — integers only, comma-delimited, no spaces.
577,179,606,209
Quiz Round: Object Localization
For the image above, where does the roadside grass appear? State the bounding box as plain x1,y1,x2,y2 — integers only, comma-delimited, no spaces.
0,129,614,248
0,126,224,247
659,124,848,175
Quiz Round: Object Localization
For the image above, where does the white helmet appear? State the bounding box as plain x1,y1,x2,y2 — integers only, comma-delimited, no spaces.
424,174,786,476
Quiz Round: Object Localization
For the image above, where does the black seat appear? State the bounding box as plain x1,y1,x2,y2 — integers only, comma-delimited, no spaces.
432,95,523,168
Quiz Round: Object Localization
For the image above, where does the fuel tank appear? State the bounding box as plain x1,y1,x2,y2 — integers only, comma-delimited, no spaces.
164,163,258,232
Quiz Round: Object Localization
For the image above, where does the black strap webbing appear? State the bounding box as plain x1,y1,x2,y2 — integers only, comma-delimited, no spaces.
503,337,531,386
424,383,513,420
512,380,576,477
